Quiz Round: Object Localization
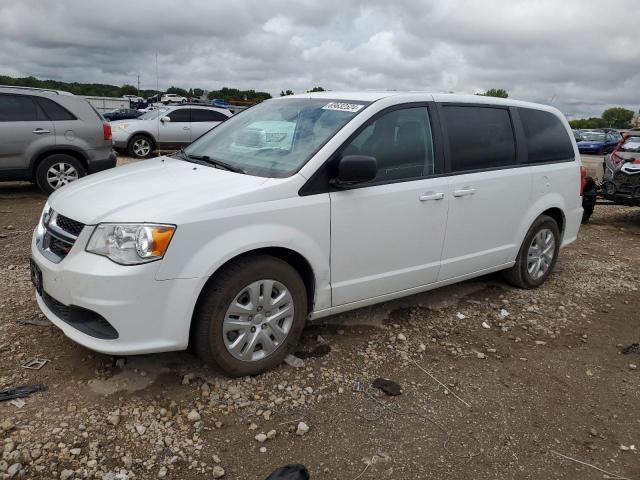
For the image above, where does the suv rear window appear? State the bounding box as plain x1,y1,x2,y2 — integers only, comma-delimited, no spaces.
36,97,76,121
519,108,574,163
443,105,517,172
0,94,38,121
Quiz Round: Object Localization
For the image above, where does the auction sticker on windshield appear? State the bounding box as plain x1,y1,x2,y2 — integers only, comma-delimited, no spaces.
322,102,365,113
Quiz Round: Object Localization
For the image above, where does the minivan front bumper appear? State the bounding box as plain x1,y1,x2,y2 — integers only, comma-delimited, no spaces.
31,228,201,355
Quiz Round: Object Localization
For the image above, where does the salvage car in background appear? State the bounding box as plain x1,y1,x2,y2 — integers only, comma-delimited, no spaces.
576,130,620,155
111,105,232,158
102,108,143,122
0,85,115,194
581,132,640,222
31,92,583,376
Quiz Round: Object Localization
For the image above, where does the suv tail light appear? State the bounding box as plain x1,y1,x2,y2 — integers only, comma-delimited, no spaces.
103,122,112,142
580,166,586,196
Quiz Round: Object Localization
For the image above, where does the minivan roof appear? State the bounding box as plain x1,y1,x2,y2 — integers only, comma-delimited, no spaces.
280,91,562,114
0,85,74,96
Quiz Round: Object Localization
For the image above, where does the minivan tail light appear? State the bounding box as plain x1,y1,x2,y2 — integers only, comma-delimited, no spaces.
103,122,112,141
580,166,586,196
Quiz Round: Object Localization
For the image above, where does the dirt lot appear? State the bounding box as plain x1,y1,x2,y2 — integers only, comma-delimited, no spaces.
1,156,639,480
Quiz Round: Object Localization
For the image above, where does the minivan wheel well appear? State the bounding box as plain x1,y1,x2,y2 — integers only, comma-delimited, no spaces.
188,248,316,347
540,207,565,238
31,149,88,178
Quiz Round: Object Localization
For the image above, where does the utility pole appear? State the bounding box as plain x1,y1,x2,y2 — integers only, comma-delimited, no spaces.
137,74,140,95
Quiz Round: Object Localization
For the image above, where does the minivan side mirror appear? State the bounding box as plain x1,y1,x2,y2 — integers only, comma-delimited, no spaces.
160,116,171,123
332,155,377,187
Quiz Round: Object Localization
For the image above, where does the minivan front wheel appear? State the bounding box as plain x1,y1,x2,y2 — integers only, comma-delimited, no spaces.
503,215,561,289
128,135,154,158
192,254,308,377
35,154,86,195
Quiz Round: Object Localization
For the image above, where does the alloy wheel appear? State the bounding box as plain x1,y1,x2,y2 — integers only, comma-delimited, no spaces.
222,279,295,362
527,228,555,280
133,138,151,157
46,162,79,190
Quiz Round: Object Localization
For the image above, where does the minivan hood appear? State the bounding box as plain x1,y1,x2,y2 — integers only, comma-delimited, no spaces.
48,157,269,224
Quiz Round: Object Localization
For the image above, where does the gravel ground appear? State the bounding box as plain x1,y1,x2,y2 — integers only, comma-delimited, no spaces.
0,155,639,479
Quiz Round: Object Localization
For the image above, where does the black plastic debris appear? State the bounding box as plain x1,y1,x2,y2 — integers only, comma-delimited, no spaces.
372,378,402,396
0,384,47,402
295,344,331,359
622,343,640,355
265,464,310,480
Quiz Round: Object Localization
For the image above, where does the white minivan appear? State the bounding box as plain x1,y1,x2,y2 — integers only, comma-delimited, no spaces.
31,92,584,376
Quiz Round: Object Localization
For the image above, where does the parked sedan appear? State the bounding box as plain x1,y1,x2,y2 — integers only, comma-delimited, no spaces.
111,105,232,158
102,108,143,122
576,131,621,155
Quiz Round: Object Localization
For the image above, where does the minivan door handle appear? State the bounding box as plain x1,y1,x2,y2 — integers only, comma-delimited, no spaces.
32,128,50,134
419,192,445,202
453,187,476,197
183,126,190,130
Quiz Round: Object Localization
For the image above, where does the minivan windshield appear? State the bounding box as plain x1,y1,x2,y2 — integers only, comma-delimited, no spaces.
182,98,370,177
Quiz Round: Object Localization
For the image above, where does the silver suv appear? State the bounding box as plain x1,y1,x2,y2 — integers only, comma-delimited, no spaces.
111,105,232,158
0,86,116,194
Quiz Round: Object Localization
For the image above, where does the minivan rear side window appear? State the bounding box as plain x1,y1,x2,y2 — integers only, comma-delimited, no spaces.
0,94,38,121
36,97,76,121
443,105,516,172
519,108,574,163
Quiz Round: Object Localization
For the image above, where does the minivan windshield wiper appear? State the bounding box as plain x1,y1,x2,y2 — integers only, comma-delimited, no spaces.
173,149,246,174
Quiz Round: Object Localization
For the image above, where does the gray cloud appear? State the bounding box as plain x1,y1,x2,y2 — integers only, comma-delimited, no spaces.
0,0,638,117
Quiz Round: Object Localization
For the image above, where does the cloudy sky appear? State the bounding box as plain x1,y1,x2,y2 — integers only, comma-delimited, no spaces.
1,0,638,118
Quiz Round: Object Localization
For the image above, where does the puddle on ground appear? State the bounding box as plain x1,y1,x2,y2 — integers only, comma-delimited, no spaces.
87,352,211,396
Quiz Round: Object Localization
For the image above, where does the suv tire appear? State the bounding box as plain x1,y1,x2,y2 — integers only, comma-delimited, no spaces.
128,134,154,159
503,215,561,289
35,154,86,195
192,254,308,377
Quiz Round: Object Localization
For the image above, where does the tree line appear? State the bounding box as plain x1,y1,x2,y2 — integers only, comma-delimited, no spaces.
0,75,272,103
569,107,636,129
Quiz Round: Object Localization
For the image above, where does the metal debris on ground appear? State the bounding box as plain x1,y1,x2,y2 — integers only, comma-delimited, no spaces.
550,450,634,480
411,359,472,409
372,378,402,396
21,358,49,370
0,384,47,402
16,318,52,327
9,398,26,408
352,382,481,459
352,377,366,392
264,464,310,480
295,344,331,359
622,343,640,354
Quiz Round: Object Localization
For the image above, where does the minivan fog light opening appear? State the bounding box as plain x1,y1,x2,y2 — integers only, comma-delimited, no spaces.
86,223,175,265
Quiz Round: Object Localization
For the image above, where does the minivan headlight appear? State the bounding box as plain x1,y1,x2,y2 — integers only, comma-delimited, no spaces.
35,202,51,240
86,223,176,265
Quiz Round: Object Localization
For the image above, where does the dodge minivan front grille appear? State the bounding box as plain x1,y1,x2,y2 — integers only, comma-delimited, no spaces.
38,210,85,263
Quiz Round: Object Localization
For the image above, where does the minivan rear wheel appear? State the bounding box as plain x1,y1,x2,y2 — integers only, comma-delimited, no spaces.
192,254,308,377
35,154,86,195
128,134,154,158
503,215,560,289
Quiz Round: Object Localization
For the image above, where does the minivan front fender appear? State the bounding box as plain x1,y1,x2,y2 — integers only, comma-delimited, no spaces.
156,202,331,312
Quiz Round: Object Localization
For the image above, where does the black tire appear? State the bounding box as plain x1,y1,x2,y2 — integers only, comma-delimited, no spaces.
35,154,86,195
192,254,308,377
581,176,597,224
503,215,561,289
127,134,154,158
